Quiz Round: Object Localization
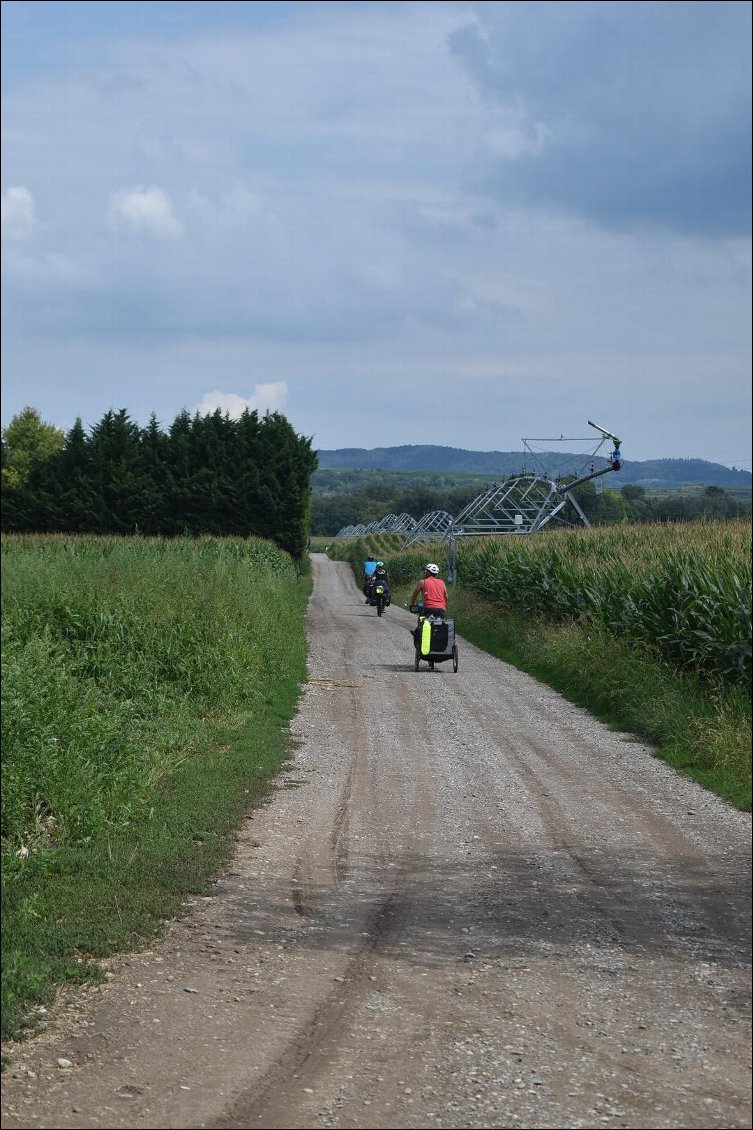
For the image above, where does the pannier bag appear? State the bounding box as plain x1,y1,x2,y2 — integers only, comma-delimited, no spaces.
420,617,453,657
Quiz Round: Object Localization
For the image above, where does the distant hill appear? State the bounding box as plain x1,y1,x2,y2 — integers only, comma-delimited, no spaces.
315,445,752,490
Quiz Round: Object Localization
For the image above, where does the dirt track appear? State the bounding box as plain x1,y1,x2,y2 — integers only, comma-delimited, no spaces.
2,554,751,1130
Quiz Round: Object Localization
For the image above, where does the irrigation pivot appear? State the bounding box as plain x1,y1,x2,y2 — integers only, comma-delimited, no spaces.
336,421,624,586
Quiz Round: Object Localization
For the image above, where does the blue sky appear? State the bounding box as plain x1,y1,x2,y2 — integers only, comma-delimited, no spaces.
2,0,751,467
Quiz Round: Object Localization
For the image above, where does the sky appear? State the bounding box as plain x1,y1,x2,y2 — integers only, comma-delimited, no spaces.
1,0,751,468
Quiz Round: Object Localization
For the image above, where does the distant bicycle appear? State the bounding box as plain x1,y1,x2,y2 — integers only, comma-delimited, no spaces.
369,581,389,617
366,563,391,616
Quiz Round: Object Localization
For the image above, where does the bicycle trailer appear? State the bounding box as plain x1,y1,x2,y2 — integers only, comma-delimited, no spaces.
413,615,459,672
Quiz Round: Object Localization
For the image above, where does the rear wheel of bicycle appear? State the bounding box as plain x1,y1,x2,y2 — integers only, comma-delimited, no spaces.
414,650,420,671
452,645,458,672
429,659,435,670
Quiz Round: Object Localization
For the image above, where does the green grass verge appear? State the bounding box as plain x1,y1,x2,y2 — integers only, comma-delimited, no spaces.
2,705,303,1043
2,535,311,1044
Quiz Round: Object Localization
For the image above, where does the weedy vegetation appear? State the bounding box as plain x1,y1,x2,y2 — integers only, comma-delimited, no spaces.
1,534,310,1042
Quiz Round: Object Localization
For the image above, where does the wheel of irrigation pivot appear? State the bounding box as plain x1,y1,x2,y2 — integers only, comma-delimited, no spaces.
452,644,458,672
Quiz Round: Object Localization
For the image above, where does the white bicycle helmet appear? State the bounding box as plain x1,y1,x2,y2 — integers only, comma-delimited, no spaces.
425,563,440,574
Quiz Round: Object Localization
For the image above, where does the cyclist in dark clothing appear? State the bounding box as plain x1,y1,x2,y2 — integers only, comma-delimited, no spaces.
367,561,391,605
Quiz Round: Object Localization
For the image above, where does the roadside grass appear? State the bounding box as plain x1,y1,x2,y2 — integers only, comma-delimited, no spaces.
1,535,310,1044
1,708,301,1042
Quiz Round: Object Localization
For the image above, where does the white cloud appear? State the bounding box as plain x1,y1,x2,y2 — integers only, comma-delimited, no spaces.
4,249,95,286
107,186,182,239
195,383,289,419
1,186,38,241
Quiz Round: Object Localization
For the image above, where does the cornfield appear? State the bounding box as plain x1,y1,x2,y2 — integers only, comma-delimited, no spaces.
344,522,752,688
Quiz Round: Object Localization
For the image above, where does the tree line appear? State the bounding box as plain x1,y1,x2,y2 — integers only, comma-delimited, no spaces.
1,407,318,559
310,477,750,535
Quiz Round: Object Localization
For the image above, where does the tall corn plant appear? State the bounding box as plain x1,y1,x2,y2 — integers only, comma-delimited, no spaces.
457,521,751,688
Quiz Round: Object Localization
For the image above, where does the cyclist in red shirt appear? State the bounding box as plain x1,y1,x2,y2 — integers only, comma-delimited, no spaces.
409,563,448,619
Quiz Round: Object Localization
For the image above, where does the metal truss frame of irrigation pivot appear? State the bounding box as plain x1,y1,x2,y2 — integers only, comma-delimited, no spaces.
439,421,623,581
396,421,622,582
335,512,418,538
335,421,623,584
401,510,459,546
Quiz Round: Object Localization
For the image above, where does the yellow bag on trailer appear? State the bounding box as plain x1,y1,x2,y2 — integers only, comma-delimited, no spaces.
420,617,433,656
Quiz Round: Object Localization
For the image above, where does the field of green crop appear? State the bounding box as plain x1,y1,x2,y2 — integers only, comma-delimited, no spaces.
458,521,752,687
338,521,752,688
1,533,310,1040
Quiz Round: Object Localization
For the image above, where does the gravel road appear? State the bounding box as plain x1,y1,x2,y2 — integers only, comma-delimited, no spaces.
2,554,751,1130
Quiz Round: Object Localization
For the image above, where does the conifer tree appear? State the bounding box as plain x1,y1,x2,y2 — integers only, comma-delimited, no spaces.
165,409,194,534
85,409,146,532
234,408,263,535
0,402,318,550
137,414,171,534
49,417,98,532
